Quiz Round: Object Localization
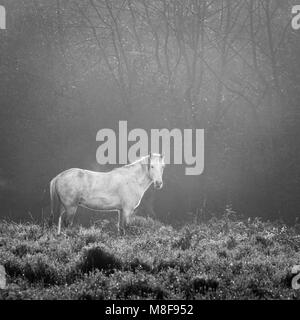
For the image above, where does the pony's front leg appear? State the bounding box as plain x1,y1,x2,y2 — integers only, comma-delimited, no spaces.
119,208,132,236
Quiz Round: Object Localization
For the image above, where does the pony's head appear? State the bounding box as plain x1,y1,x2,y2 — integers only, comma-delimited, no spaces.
148,153,165,189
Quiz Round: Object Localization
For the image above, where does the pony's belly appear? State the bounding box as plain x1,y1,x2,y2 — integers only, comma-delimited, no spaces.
80,195,121,211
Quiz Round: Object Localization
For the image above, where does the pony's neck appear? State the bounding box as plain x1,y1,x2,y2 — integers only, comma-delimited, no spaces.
131,160,153,192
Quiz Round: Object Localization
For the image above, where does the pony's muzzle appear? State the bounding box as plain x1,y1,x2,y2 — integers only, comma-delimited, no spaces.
154,181,163,189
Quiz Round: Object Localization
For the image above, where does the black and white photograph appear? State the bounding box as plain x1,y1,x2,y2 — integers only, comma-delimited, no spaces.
0,0,300,305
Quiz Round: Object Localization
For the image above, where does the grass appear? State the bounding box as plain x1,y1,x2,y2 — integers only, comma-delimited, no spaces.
0,212,300,300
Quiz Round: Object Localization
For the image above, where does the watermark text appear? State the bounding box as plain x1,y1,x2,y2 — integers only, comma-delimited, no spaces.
0,5,6,30
96,121,204,175
292,5,300,30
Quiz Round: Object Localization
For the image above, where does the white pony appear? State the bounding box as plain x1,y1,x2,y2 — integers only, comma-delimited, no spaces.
50,153,165,235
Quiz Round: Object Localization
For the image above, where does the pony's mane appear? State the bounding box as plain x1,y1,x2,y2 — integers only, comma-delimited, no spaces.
124,153,162,168
124,155,150,168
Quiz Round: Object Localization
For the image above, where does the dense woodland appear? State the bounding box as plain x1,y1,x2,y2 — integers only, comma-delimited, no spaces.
0,0,299,224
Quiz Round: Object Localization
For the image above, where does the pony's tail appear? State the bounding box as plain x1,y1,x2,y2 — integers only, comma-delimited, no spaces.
50,177,59,221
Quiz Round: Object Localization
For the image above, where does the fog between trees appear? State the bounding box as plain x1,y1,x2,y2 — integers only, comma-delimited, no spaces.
0,0,299,224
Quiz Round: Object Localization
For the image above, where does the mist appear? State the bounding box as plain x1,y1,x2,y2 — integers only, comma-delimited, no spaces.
0,0,299,226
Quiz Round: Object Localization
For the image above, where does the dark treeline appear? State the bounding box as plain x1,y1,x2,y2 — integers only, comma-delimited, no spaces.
0,0,299,224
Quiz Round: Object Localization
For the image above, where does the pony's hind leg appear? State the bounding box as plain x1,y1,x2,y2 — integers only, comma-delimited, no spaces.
58,205,77,235
57,204,65,235
65,206,77,229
